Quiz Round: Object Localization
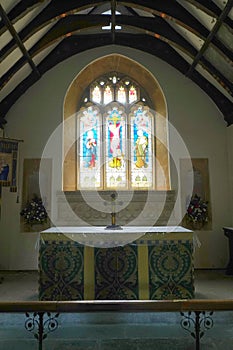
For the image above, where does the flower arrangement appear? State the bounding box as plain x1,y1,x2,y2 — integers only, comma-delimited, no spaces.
186,194,208,225
20,195,48,225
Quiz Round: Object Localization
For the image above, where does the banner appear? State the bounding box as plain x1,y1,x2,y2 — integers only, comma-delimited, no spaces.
0,138,21,217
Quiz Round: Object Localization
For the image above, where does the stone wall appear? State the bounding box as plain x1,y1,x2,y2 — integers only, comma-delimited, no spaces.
55,190,177,227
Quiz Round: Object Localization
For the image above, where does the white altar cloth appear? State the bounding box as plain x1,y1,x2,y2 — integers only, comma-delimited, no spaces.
43,225,191,234
42,226,192,248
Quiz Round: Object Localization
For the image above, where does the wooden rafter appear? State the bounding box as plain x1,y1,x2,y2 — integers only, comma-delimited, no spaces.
111,0,116,43
1,14,231,96
1,33,232,125
0,0,232,127
186,0,233,77
0,4,40,77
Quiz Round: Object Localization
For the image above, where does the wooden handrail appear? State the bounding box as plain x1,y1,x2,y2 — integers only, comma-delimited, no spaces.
0,299,233,313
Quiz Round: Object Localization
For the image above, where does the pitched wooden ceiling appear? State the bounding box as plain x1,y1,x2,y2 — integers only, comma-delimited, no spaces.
0,0,232,128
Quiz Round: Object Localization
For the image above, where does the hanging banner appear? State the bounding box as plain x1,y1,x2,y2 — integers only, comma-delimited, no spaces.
0,138,22,217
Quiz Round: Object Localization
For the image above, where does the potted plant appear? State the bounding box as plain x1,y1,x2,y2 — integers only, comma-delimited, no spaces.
20,195,48,229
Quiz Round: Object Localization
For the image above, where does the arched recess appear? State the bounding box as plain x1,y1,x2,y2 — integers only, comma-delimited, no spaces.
63,53,170,191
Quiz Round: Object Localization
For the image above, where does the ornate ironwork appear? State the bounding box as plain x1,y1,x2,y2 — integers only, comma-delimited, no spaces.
180,311,214,350
25,311,59,349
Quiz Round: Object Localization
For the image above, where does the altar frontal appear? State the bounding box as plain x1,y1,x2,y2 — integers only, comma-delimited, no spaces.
38,226,194,301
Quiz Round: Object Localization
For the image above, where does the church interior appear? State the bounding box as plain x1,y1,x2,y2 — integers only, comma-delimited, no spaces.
0,0,233,349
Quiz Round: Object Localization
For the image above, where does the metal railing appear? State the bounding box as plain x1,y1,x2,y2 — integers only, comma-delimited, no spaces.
0,299,233,350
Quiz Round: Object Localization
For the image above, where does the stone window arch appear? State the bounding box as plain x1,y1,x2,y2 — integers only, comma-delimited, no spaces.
63,54,170,192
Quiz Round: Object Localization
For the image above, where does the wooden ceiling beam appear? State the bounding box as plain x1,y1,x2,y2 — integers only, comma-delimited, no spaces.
0,1,232,126
1,33,232,126
2,0,232,65
111,0,116,43
124,5,140,16
119,0,209,36
0,0,40,33
186,0,233,77
25,15,233,93
0,4,40,77
1,14,232,96
22,15,197,58
186,0,233,29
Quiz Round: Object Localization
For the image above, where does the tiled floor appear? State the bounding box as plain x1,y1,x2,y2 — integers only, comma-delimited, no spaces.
0,269,233,300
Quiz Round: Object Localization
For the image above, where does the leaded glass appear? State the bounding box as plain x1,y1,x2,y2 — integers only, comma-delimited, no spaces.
78,106,101,188
91,85,101,104
105,104,127,188
77,73,155,190
130,105,153,188
129,86,137,104
117,86,126,104
104,85,113,105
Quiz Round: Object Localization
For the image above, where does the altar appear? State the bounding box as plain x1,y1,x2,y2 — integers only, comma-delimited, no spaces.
38,226,194,300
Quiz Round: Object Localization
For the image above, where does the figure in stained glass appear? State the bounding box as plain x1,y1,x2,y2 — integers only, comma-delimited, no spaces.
79,106,101,188
76,74,156,190
130,104,153,188
84,130,97,168
108,108,123,169
135,129,148,168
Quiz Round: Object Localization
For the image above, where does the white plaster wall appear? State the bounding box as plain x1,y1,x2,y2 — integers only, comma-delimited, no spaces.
0,45,231,269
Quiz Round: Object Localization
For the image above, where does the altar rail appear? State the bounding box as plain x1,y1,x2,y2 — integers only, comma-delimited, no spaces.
0,300,233,350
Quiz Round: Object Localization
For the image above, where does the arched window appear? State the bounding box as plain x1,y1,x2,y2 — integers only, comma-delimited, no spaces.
77,73,155,190
63,54,171,192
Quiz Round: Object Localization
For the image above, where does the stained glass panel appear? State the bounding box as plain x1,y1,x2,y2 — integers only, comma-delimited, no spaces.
91,85,101,104
77,74,155,190
105,104,127,188
130,105,153,188
78,106,101,188
103,86,113,105
117,86,126,104
129,86,137,104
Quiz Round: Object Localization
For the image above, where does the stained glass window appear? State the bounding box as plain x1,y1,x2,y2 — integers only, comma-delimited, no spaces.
129,86,137,103
105,104,127,188
117,86,126,104
104,85,113,105
130,105,153,188
91,85,101,104
77,73,154,190
78,106,101,189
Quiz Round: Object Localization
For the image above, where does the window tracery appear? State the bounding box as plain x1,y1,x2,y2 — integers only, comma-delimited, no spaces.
77,73,155,190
